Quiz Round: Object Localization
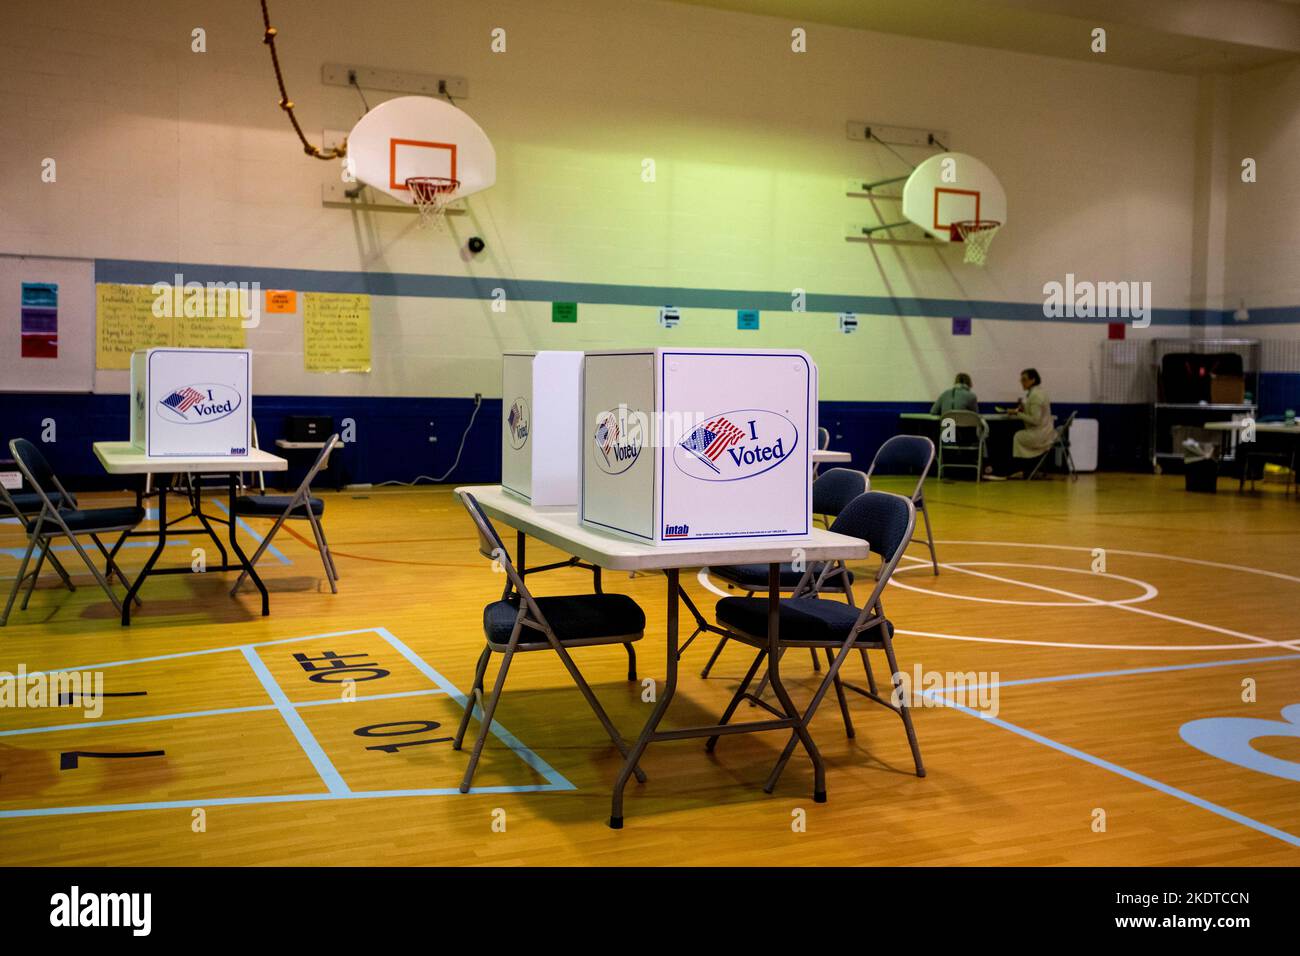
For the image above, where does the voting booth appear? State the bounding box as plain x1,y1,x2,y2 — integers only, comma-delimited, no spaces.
501,350,584,507
130,348,252,457
581,348,816,543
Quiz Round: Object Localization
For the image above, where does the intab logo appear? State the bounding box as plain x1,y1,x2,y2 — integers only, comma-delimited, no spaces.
156,383,241,424
673,409,797,481
506,397,530,450
593,408,644,475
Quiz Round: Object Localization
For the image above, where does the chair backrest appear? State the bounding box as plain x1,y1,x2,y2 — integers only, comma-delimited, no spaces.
458,492,546,616
829,490,916,564
289,433,341,501
1056,410,1078,441
812,467,868,518
7,438,67,514
865,435,935,501
939,409,988,439
817,426,830,450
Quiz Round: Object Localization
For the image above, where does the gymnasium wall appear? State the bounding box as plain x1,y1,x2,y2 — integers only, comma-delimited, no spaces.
0,0,1282,483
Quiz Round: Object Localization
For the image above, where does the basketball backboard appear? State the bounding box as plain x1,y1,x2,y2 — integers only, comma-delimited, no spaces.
901,152,1006,242
346,96,496,205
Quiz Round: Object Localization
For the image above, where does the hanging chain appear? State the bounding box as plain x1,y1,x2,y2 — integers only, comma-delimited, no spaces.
259,0,346,159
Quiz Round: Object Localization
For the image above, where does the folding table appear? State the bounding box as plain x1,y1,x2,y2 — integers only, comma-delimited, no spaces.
455,484,870,828
92,442,288,625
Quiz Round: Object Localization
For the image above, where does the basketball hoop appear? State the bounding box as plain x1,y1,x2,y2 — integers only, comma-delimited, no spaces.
405,176,460,228
950,219,1001,265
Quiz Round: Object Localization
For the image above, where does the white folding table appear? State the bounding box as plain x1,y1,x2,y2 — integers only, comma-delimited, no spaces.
455,484,871,828
1204,420,1300,494
93,442,288,625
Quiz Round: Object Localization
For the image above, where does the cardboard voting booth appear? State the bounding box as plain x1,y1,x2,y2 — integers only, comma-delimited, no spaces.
130,348,252,457
581,348,816,543
501,350,583,507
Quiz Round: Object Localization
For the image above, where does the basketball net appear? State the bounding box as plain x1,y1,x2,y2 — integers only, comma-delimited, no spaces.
952,220,1002,266
406,176,460,229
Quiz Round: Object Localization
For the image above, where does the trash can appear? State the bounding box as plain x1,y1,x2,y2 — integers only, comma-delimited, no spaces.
1181,438,1218,493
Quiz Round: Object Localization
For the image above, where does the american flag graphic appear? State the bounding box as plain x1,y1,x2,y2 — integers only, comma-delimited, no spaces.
160,386,205,415
595,416,620,465
508,401,524,435
679,416,745,473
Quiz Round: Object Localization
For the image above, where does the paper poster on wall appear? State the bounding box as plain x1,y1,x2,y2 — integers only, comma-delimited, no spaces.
303,292,372,373
737,309,759,330
552,302,578,323
838,312,858,334
658,306,680,329
20,282,58,358
175,308,247,351
951,316,972,335
96,284,175,369
265,290,297,313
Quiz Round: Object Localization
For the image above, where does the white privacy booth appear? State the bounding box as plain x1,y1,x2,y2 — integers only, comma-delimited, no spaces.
501,350,584,507
129,347,251,458
580,348,817,543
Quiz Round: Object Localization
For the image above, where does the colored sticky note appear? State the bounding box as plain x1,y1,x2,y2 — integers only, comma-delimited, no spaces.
552,302,578,323
951,316,971,335
1108,322,1126,340
737,309,759,330
265,290,297,313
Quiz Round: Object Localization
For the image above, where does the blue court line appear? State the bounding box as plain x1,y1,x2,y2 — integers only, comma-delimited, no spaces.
207,498,290,565
0,785,565,819
240,645,349,795
0,688,449,738
0,626,384,681
925,652,1300,697
1,539,193,563
936,697,1300,847
375,626,575,791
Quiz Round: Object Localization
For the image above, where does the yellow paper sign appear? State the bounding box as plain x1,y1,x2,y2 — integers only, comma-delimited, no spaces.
303,293,372,373
95,284,174,370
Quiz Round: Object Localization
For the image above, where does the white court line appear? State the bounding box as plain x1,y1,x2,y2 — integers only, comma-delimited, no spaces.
891,561,1158,607
895,554,1300,651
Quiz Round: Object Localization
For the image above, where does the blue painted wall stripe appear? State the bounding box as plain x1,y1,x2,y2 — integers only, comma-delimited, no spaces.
94,258,1300,326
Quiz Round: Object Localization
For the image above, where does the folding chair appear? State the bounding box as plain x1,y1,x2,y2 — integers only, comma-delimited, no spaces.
707,491,924,793
866,435,938,575
230,434,340,596
2,439,144,625
818,426,830,450
454,492,647,793
0,476,76,597
1025,411,1078,481
936,409,987,482
694,467,868,678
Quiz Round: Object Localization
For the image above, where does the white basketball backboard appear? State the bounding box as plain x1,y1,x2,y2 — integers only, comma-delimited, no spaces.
901,152,1006,242
346,96,496,205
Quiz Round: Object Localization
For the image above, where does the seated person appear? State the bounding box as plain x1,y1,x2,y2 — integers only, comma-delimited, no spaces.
988,368,1055,478
930,373,978,415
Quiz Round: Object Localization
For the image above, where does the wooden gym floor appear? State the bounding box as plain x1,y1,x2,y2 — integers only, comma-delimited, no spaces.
1,474,1297,866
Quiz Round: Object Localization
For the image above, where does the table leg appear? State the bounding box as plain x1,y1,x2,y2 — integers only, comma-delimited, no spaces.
760,562,826,801
226,474,269,616
609,567,679,829
122,479,169,626
189,480,230,569
517,530,526,575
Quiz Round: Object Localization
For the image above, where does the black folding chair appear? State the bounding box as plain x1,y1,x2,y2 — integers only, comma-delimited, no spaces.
454,492,646,793
230,435,340,595
692,467,869,678
866,435,937,575
0,475,76,598
1025,411,1078,481
1,439,143,625
707,491,924,793
937,409,988,482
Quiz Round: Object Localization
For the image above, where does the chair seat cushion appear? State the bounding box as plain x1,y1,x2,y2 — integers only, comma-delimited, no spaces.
715,596,886,646
7,492,71,515
234,495,324,517
713,563,854,589
484,593,645,646
56,506,146,533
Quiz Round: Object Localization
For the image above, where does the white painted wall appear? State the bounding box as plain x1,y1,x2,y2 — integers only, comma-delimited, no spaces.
0,0,1220,403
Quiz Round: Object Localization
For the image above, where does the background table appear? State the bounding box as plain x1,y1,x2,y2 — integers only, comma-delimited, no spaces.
93,442,288,624
1203,420,1299,493
456,484,871,827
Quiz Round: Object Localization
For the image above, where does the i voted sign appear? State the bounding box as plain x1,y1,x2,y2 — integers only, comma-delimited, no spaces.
506,397,530,450
156,384,242,425
673,410,797,482
592,409,645,475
